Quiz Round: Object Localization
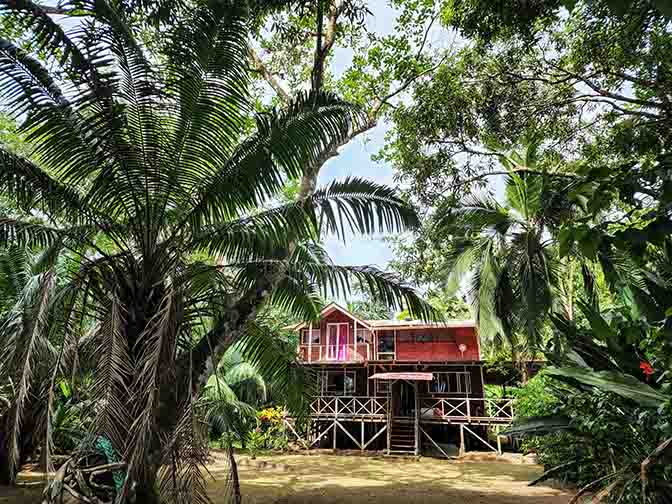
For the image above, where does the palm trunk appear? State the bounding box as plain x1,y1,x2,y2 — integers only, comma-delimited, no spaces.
0,430,12,485
228,444,242,504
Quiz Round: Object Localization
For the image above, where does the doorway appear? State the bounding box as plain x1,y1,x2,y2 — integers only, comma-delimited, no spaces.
326,323,348,360
391,380,416,418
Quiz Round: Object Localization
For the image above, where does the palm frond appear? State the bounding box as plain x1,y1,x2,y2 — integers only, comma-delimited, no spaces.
4,268,55,481
436,193,514,238
186,91,363,228
92,295,133,454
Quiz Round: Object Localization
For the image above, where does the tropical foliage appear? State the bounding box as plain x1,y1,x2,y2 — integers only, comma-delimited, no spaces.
0,1,433,502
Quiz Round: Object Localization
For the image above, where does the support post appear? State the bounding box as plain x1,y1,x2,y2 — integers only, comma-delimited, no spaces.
308,322,313,362
386,381,392,455
414,381,420,456
496,425,502,456
360,420,365,452
459,424,465,457
333,420,337,451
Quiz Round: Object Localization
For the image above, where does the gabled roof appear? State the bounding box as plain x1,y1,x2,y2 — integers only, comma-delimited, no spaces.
291,302,373,331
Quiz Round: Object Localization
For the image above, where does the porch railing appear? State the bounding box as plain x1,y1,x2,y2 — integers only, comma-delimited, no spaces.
299,343,370,363
310,396,388,418
420,397,515,423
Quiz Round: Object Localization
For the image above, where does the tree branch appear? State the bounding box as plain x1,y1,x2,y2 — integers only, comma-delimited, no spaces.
248,47,290,104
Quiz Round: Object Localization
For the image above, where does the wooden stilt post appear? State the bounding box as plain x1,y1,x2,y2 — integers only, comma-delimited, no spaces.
496,425,502,456
386,380,392,455
459,424,465,457
361,420,365,452
414,381,420,457
333,421,337,451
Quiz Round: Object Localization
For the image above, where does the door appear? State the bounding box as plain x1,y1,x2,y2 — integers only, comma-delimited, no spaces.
391,380,415,418
327,323,348,360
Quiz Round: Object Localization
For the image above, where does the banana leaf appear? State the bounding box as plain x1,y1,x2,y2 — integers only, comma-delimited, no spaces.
502,415,573,437
545,367,668,408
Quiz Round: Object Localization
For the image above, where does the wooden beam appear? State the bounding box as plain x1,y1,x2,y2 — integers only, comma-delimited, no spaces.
463,425,498,453
335,420,362,449
283,419,309,449
459,424,465,457
420,426,451,459
310,421,334,447
414,381,420,456
333,420,337,450
363,425,387,449
361,420,365,452
308,321,313,363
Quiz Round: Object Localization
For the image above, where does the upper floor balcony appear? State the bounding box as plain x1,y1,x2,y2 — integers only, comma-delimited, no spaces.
299,343,371,363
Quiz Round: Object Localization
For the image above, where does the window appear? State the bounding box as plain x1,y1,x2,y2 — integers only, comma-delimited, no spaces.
375,379,389,395
378,334,394,353
356,328,370,344
431,372,471,394
322,370,357,396
415,333,432,343
301,328,320,345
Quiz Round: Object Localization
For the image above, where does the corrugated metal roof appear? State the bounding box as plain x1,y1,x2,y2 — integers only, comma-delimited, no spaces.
368,372,434,381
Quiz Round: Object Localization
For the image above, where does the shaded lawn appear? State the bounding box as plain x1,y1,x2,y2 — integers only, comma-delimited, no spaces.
209,452,572,504
6,452,573,503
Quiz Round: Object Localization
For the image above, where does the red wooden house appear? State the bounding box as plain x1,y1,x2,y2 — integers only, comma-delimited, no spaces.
290,303,515,457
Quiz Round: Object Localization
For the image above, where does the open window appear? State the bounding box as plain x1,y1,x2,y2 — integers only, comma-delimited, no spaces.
355,328,370,344
377,333,395,360
321,369,357,396
301,328,321,345
431,372,472,394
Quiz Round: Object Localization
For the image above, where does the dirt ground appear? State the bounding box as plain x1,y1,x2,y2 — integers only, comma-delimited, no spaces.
4,452,573,504
210,452,573,504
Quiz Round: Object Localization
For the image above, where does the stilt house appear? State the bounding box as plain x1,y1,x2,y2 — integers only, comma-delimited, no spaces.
291,303,515,456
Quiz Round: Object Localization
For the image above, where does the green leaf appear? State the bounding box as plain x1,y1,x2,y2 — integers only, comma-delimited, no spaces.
578,234,600,260
502,415,573,437
577,299,615,341
653,0,672,17
605,0,633,16
558,227,573,258
545,367,667,408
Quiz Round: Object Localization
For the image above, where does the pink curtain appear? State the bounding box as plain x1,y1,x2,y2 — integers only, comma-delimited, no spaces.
338,325,348,360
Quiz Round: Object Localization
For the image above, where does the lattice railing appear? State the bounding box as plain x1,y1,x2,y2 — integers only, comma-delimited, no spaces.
310,396,388,417
420,397,515,423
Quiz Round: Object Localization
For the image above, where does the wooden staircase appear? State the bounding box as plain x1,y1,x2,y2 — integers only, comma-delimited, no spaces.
389,419,416,454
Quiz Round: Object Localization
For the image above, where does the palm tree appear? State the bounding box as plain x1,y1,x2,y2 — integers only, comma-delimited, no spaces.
0,2,432,501
0,246,67,484
437,143,575,357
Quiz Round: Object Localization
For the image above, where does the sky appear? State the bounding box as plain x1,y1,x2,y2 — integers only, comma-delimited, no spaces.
317,3,450,271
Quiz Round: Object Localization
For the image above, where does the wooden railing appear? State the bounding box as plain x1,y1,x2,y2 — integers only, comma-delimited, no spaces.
420,397,515,424
307,395,514,424
310,396,388,418
299,343,370,363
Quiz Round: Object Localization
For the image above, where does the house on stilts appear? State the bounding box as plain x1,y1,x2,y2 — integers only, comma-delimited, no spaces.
287,303,515,457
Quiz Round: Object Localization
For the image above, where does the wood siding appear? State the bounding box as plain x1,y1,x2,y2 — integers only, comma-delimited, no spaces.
395,327,479,361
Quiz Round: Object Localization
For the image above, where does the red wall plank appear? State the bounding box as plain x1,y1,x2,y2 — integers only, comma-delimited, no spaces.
396,327,479,361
